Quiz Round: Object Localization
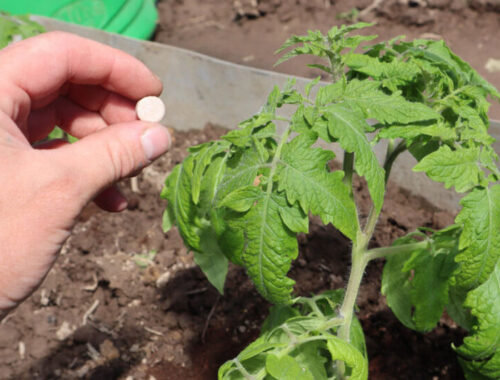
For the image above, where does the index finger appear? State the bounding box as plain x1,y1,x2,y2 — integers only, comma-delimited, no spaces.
0,31,162,124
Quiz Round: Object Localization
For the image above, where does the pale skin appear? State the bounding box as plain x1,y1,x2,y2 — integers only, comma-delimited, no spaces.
0,32,171,319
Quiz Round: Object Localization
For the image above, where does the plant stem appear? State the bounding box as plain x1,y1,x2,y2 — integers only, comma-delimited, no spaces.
365,240,429,261
337,248,368,343
319,316,344,331
329,57,343,83
363,206,379,242
335,242,368,378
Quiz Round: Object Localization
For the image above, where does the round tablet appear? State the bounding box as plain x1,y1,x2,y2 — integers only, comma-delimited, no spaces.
136,96,166,123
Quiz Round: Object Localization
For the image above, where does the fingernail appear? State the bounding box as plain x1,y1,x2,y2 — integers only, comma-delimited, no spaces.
141,125,171,161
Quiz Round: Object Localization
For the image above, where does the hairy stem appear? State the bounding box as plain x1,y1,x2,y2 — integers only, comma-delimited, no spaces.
329,57,343,83
337,248,368,342
336,176,382,377
335,243,369,378
365,240,429,261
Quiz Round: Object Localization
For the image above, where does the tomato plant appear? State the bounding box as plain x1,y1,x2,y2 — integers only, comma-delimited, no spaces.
162,23,499,379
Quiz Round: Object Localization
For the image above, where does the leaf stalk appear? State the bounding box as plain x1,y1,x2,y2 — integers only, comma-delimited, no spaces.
365,240,430,261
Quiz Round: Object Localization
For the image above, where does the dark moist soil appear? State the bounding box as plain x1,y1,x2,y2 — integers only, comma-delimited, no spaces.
2,1,495,379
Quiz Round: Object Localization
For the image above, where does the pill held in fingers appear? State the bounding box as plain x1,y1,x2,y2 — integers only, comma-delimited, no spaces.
136,96,166,123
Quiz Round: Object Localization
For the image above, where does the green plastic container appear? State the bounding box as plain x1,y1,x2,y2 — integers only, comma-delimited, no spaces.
0,0,158,39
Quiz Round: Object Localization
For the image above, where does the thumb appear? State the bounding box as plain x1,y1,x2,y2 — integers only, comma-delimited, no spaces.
54,121,171,201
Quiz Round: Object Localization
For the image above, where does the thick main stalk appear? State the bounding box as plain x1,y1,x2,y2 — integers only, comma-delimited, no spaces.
337,245,368,343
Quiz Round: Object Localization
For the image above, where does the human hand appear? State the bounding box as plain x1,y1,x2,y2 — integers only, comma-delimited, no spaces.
0,32,171,317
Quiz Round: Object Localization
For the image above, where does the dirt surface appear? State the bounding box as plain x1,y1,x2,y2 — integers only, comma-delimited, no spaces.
155,0,500,119
1,1,492,379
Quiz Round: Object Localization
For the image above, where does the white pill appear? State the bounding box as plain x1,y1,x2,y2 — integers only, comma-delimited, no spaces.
136,96,165,123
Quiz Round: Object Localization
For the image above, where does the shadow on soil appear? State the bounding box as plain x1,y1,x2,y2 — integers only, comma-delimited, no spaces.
14,324,147,380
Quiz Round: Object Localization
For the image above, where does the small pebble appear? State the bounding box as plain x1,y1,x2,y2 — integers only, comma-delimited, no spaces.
136,96,166,123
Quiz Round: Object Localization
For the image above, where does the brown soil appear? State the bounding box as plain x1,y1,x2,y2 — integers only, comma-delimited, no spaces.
1,1,494,379
155,0,500,119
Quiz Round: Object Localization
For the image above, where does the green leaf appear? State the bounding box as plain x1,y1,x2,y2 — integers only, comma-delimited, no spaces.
345,54,421,92
194,228,229,294
307,63,332,74
382,228,460,332
215,140,303,302
199,153,231,215
303,106,319,127
290,105,312,133
406,248,458,331
447,287,475,331
211,145,270,270
163,160,201,251
275,23,374,68
408,137,440,162
215,146,267,202
162,206,174,233
237,337,286,362
226,117,276,149
192,142,229,204
219,186,262,212
381,243,416,329
261,304,301,333
266,354,314,380
413,145,483,193
324,105,385,212
378,122,457,141
344,53,386,77
239,191,298,303
326,336,368,380
342,79,440,124
454,186,500,291
456,263,500,380
343,34,378,49
351,317,368,358
480,146,500,182
276,196,309,234
292,341,329,380
278,132,359,240
316,81,344,106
